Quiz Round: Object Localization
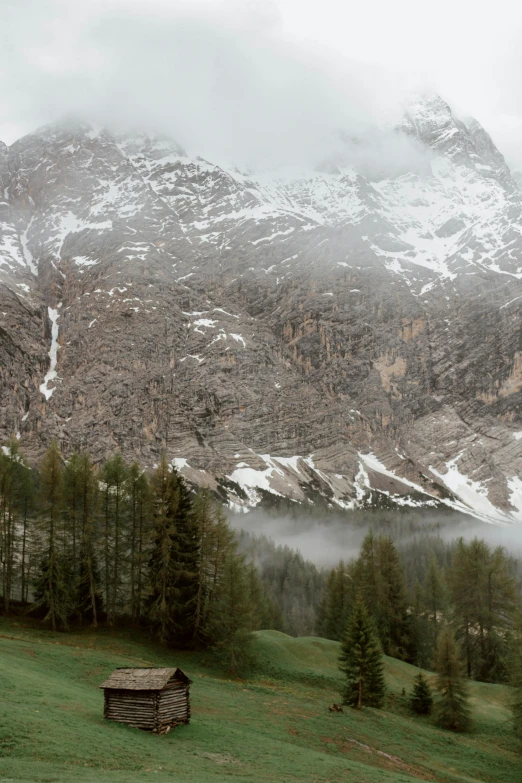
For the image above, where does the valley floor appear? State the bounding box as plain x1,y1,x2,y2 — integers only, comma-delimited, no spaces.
0,620,518,783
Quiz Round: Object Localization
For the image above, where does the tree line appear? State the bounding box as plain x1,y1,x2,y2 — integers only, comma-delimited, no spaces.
236,531,326,637
318,530,521,684
0,438,277,673
339,596,473,731
321,528,522,740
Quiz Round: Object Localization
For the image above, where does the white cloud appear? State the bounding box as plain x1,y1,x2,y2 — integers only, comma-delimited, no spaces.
2,0,522,167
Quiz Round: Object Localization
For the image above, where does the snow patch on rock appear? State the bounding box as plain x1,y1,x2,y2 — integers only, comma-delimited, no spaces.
39,305,61,400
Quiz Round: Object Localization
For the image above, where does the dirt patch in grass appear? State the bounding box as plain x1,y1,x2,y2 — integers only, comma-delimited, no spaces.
199,752,240,766
333,736,436,781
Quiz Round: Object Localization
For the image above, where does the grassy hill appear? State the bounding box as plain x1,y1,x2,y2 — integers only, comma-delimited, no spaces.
0,619,519,783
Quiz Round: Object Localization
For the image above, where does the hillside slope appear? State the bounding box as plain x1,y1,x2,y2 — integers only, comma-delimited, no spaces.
0,621,518,783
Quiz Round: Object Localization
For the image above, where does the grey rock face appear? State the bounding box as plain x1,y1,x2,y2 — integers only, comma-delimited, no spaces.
2,96,522,524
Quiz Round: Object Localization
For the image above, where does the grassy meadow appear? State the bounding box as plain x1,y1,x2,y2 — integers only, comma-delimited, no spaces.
0,619,519,783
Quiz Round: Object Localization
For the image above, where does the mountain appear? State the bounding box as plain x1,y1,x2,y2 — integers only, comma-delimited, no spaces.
2,94,522,524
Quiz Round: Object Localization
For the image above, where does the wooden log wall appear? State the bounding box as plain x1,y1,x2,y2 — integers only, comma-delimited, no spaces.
104,690,156,729
103,682,190,731
157,684,191,728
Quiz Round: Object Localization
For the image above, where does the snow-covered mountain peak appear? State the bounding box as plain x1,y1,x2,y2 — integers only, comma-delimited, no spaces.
398,94,516,190
4,100,522,525
117,132,187,164
3,96,522,299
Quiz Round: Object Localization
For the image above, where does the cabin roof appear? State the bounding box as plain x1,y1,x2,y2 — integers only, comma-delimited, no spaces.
100,667,191,690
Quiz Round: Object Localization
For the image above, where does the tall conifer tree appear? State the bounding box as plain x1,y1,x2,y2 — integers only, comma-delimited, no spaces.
201,495,241,639
148,457,199,646
354,533,409,658
128,461,152,623
168,466,199,645
0,438,20,611
73,452,102,626
423,552,447,653
191,490,217,646
316,560,353,641
34,440,70,630
339,596,385,710
410,672,433,715
433,627,472,731
102,453,129,623
449,538,517,681
148,455,177,643
409,580,431,668
209,552,255,675
63,452,83,568
16,457,35,605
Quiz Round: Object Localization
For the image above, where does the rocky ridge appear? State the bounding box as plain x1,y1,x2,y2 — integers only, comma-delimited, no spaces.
2,94,522,524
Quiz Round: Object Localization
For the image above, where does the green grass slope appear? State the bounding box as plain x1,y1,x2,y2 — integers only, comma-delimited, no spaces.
0,620,519,783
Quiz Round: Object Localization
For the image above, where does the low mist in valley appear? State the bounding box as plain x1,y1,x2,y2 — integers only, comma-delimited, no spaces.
230,507,522,569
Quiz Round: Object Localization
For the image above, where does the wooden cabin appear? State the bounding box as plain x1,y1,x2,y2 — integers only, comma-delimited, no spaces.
100,667,192,733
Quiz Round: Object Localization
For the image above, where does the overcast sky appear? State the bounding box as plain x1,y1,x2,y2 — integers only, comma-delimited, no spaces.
3,0,522,168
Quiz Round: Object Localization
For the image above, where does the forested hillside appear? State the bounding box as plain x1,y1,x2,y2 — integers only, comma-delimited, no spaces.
318,531,521,681
0,438,277,673
2,435,522,732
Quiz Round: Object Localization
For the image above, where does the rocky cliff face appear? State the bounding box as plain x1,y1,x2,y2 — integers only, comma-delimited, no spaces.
2,95,522,524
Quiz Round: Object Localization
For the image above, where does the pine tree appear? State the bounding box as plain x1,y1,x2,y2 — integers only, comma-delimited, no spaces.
339,597,386,710
128,462,152,623
410,672,433,715
33,551,73,630
16,458,36,605
205,499,237,620
167,466,200,645
447,538,474,678
378,536,409,658
408,580,431,668
192,490,245,646
354,532,409,658
354,531,381,620
245,560,264,632
73,452,102,626
34,440,71,630
449,537,517,681
148,455,177,643
191,490,268,650
433,627,472,731
208,551,256,675
102,453,129,623
148,458,200,646
63,452,83,568
482,546,518,682
423,552,447,655
76,547,103,626
191,489,216,646
316,560,353,641
0,442,14,611
0,438,22,611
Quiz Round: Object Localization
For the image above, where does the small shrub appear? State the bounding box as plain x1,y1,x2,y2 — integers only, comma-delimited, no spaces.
410,672,433,715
